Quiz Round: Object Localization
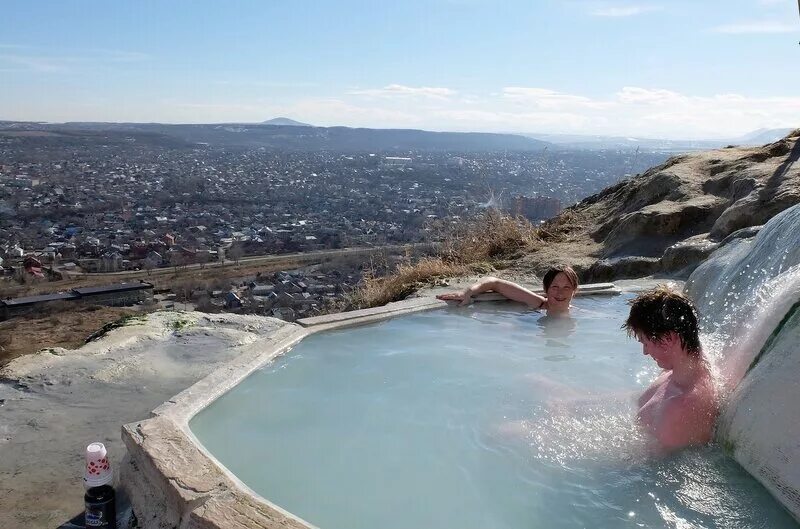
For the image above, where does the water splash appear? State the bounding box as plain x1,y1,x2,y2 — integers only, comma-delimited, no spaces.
685,204,800,390
686,203,800,521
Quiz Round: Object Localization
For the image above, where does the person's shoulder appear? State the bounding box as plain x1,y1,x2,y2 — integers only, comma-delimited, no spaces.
661,382,716,426
654,401,704,449
667,381,715,411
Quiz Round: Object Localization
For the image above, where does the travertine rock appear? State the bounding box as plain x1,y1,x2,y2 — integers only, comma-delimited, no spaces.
525,129,800,280
661,234,720,276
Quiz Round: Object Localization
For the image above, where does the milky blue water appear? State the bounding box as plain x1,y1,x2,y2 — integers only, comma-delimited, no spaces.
190,296,798,529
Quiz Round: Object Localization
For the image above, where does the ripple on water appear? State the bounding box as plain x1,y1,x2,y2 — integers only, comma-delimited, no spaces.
191,299,797,529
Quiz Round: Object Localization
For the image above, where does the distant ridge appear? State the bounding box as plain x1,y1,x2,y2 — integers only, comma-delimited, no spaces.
524,127,799,151
0,121,550,152
734,128,796,145
261,117,312,127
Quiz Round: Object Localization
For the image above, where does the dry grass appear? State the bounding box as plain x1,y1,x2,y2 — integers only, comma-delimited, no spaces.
347,258,468,309
0,305,144,367
349,210,542,309
440,209,541,264
536,208,589,243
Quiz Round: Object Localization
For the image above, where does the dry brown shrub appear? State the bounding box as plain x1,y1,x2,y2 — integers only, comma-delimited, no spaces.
348,211,541,309
440,209,540,264
348,257,467,309
536,208,587,243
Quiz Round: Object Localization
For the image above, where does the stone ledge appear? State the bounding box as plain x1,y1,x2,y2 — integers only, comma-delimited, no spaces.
123,296,452,528
151,324,310,423
296,296,446,327
121,417,315,529
470,282,620,302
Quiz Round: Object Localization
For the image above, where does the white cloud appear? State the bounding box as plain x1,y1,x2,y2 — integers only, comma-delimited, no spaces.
589,4,661,17
214,80,318,89
349,84,457,100
503,87,611,109
433,108,595,131
342,86,800,138
616,86,685,105
711,20,797,34
5,84,797,139
0,54,68,73
0,48,149,73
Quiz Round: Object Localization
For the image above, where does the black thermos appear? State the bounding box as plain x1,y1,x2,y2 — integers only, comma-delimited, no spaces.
84,485,116,528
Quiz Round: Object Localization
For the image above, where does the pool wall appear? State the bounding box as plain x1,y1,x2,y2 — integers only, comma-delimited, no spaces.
120,296,448,529
120,285,629,529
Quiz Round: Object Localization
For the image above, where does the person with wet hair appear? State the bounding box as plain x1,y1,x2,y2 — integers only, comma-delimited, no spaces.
436,265,578,317
624,286,719,452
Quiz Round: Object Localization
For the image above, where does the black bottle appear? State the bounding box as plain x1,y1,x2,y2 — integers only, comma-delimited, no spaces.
84,484,116,529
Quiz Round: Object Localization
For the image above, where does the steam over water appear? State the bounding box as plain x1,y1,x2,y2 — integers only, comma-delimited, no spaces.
192,291,798,528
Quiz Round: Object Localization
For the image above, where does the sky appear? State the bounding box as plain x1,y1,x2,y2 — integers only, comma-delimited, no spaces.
1,0,799,139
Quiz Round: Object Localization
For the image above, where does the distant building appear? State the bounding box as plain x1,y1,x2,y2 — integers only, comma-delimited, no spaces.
1,282,153,320
72,282,153,307
145,251,163,269
98,252,123,273
224,291,242,309
383,156,412,167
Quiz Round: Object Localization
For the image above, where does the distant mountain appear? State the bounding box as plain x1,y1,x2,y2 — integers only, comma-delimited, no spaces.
523,133,722,152
733,128,796,145
261,117,312,127
0,121,551,152
524,127,799,151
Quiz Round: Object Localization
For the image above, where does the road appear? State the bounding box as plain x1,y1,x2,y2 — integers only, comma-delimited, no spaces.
60,243,437,280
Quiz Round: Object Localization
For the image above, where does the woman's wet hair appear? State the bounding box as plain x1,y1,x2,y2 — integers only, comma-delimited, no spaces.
542,265,579,291
623,286,702,356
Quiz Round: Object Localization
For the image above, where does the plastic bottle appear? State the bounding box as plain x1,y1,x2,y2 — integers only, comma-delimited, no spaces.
83,442,116,529
84,484,116,528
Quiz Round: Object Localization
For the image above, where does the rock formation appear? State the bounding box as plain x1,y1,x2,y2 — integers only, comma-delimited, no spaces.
524,129,800,281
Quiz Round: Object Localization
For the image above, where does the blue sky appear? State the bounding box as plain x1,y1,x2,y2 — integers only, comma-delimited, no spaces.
1,0,799,138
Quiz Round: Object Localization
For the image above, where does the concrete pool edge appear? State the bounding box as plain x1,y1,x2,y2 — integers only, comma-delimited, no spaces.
120,296,451,529
120,286,628,529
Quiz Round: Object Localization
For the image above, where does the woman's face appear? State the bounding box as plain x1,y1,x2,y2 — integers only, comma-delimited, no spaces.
545,272,576,312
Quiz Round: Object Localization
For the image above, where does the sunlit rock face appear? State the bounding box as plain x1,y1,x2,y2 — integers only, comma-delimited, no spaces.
538,130,800,280
684,204,800,520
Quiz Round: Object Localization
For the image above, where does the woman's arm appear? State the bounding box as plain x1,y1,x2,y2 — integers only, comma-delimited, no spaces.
436,276,546,308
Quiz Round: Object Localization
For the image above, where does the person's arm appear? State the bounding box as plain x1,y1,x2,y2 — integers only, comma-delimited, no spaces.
436,276,546,308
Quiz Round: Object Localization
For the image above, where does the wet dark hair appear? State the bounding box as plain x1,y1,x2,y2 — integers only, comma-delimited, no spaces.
623,286,702,356
542,265,579,291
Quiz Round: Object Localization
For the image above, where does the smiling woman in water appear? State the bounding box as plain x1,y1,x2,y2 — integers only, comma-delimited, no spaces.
436,265,579,317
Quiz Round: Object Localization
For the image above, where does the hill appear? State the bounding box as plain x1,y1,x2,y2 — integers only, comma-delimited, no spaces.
261,117,312,127
518,129,800,280
525,127,798,151
0,121,550,152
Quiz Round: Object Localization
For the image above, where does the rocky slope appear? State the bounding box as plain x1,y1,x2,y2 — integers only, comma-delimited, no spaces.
519,129,800,281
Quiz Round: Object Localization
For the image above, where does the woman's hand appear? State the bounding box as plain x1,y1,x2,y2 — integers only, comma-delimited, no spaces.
436,290,473,306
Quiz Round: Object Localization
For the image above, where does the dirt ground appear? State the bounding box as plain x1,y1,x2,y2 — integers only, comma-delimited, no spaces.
0,311,288,529
1,259,304,299
0,258,333,367
0,305,143,367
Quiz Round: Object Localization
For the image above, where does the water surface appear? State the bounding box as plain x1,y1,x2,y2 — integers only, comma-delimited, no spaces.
191,297,797,529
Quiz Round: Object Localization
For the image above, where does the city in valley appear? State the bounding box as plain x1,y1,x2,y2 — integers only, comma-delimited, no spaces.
0,121,672,323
